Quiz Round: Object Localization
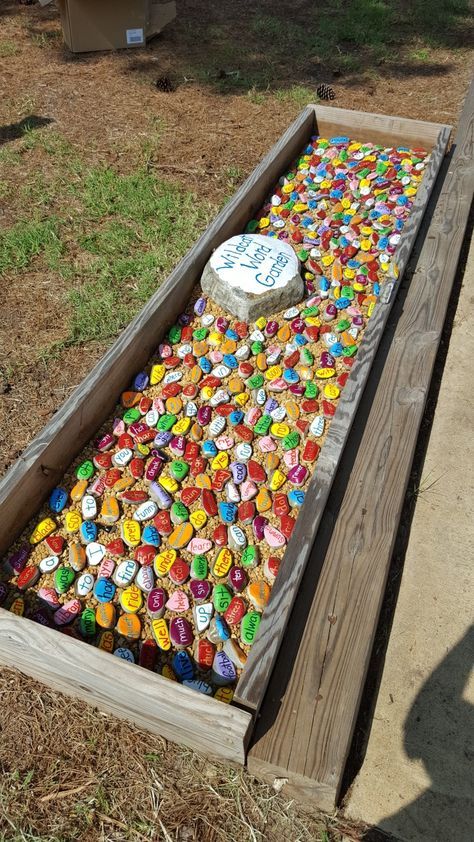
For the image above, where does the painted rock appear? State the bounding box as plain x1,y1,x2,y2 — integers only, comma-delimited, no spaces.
93,578,116,603
170,617,194,649
195,638,215,670
114,648,135,663
223,639,247,669
189,579,212,603
241,611,261,645
17,565,40,591
116,613,141,640
54,599,82,626
120,585,143,614
147,587,167,618
193,601,214,633
95,603,116,629
30,517,56,545
166,590,189,612
212,651,237,686
75,572,95,597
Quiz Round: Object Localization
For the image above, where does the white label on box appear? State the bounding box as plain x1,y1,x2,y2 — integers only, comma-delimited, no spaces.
126,28,145,45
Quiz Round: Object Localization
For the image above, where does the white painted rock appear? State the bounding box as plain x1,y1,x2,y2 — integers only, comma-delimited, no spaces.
201,234,303,320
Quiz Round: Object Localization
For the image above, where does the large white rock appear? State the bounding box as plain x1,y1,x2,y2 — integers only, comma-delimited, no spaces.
201,233,304,321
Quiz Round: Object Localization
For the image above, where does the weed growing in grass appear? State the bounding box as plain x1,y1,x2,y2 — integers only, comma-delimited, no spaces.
275,85,316,107
0,40,19,58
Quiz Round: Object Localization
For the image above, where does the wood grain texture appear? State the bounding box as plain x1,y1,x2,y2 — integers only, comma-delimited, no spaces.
311,103,447,150
234,120,451,712
0,108,314,558
248,81,474,806
0,608,252,763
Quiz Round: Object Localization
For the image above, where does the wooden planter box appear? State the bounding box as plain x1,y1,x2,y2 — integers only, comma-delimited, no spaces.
0,105,450,764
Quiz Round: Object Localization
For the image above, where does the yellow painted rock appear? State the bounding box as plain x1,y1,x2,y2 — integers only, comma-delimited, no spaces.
212,452,229,470
324,384,340,400
150,364,165,385
159,476,179,494
65,511,82,534
266,366,282,381
151,618,171,651
269,469,286,492
30,517,56,545
120,585,143,614
270,422,290,439
121,519,141,547
70,479,88,502
190,509,207,530
316,367,336,379
172,417,191,436
212,547,233,578
154,548,176,577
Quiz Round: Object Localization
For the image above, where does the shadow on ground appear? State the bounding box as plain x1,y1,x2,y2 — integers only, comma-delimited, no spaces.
0,115,53,146
3,0,472,93
360,627,474,842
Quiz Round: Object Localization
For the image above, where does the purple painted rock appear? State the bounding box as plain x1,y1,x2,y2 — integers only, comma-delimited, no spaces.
32,607,54,628
287,464,309,486
289,383,305,396
54,599,81,626
4,545,30,576
0,581,8,607
189,579,212,603
170,617,194,649
252,515,268,541
149,482,173,509
145,457,164,483
321,351,335,368
228,566,247,593
212,650,237,686
147,587,166,618
197,406,212,426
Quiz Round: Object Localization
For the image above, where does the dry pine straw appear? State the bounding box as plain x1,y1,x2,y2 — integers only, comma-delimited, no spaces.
0,667,355,842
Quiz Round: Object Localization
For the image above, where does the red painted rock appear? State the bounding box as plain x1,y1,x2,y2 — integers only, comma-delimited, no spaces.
273,493,290,517
195,639,215,670
201,488,218,516
224,596,246,625
247,460,266,484
212,469,231,491
280,514,296,539
213,524,228,547
181,486,201,507
134,545,156,566
106,538,126,556
45,535,65,555
139,639,158,670
153,511,172,535
169,558,190,586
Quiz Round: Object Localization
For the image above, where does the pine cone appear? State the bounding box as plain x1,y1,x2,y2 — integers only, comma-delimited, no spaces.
155,75,174,93
316,83,336,101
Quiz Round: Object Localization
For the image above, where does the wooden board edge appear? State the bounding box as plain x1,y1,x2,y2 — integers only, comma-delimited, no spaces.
0,107,315,557
234,122,451,712
247,755,337,813
0,608,253,764
308,102,451,149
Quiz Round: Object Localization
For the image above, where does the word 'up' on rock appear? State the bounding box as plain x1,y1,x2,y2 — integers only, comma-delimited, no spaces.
201,233,304,321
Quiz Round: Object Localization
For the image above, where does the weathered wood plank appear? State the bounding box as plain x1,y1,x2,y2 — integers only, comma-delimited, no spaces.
0,108,314,558
248,81,474,806
0,609,252,763
234,119,451,711
310,103,447,150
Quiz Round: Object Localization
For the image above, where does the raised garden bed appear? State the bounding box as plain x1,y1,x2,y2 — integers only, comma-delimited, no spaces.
0,105,450,764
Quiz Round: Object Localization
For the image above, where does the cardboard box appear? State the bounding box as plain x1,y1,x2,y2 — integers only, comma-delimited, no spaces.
40,0,176,53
